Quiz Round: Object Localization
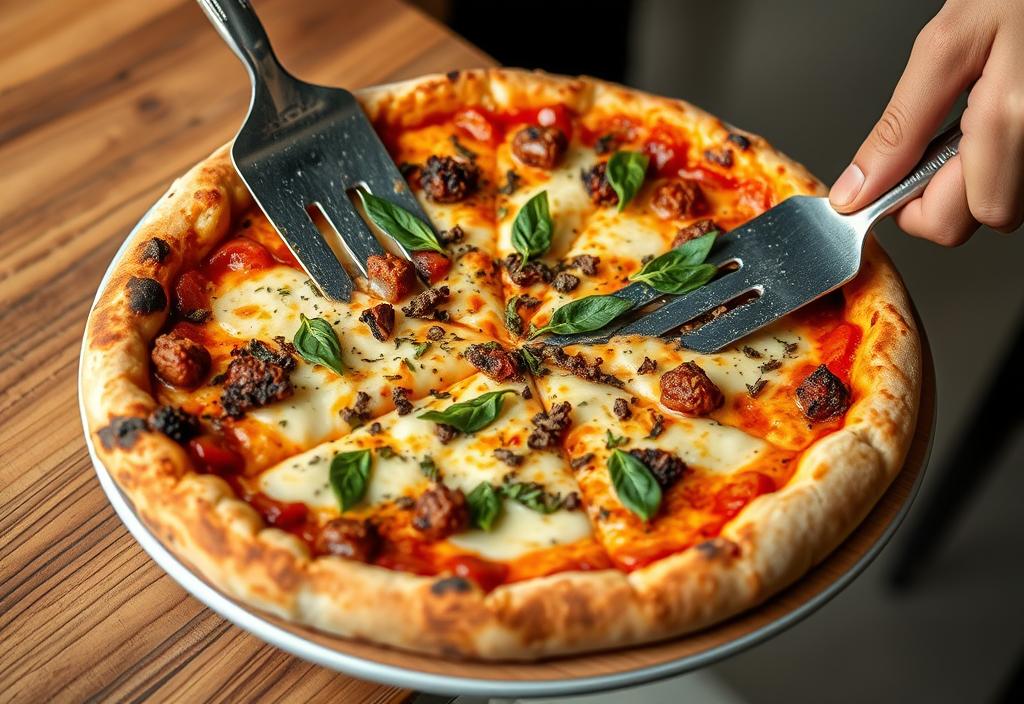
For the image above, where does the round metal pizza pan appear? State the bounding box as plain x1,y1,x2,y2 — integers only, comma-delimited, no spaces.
81,211,934,699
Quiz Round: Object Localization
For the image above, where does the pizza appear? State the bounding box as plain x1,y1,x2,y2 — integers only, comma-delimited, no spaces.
81,68,921,660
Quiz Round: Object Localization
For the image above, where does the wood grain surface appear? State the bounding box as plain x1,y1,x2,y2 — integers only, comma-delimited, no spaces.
0,1,490,701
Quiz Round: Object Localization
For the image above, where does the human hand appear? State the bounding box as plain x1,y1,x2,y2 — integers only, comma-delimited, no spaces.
829,0,1024,245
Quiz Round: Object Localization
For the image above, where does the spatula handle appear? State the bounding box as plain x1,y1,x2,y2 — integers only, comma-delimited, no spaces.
197,0,297,109
855,116,963,227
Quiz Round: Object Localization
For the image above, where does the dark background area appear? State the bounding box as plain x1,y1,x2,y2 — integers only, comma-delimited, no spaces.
419,1,1024,702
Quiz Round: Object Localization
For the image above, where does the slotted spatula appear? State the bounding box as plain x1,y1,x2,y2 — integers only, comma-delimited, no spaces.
544,119,961,354
198,0,432,301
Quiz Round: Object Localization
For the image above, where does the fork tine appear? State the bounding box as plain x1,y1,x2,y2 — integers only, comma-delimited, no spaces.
607,272,756,340
259,195,354,301
677,292,777,353
316,192,387,277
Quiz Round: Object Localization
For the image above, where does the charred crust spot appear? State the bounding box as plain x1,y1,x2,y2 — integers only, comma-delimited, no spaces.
420,155,480,203
148,405,200,444
97,416,148,451
628,447,687,490
445,70,461,82
696,537,741,559
527,401,572,450
359,303,395,342
141,237,171,263
795,364,851,422
126,276,166,314
581,162,618,206
431,576,473,595
727,133,751,150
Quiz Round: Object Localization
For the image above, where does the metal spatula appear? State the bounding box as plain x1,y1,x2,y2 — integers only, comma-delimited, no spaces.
545,119,961,354
198,0,432,301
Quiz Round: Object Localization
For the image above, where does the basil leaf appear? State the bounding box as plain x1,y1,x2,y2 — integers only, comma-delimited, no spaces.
500,481,564,514
358,190,444,254
529,294,634,338
505,295,525,337
628,232,718,294
606,151,650,211
467,482,501,531
608,449,662,521
605,430,628,449
329,449,372,511
293,313,345,375
518,346,545,376
510,190,552,262
674,231,718,264
417,389,516,434
419,455,439,481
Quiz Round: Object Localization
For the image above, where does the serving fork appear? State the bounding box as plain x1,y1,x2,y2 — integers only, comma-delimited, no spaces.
197,0,432,302
545,119,962,353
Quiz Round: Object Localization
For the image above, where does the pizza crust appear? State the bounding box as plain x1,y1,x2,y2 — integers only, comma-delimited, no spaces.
82,68,921,660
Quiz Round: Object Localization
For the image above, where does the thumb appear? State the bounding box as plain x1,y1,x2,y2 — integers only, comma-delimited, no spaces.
830,18,980,213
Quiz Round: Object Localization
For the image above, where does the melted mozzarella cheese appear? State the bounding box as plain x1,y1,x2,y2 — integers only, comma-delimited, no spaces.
259,371,594,559
212,267,485,446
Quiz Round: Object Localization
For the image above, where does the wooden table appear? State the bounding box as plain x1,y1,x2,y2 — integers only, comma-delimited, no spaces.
0,1,489,701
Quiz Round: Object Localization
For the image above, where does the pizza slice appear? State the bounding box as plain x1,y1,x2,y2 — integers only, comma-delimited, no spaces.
532,366,795,570
253,371,606,588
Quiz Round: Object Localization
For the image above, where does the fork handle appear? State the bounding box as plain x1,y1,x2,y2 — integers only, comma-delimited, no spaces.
853,116,962,227
197,0,297,108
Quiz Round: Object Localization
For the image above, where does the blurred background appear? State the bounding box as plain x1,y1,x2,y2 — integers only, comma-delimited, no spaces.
412,0,1024,702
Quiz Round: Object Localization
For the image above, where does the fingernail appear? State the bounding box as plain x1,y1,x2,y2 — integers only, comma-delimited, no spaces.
830,163,864,207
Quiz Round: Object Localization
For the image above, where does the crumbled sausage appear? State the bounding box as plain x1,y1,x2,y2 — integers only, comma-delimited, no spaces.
126,276,167,314
498,169,521,195
367,253,417,303
151,333,211,388
493,448,523,467
426,325,445,341
538,347,624,388
795,364,851,422
581,162,618,206
420,155,480,203
359,303,395,342
503,254,554,287
412,484,470,540
97,416,148,451
613,398,632,420
594,133,621,155
246,338,296,370
511,125,568,169
650,179,706,220
141,237,171,263
660,361,723,416
340,391,372,427
570,453,594,470
148,405,200,444
438,224,465,246
434,422,459,444
671,218,719,248
648,411,665,438
464,342,521,381
401,286,450,320
527,401,572,450
551,271,580,293
565,254,600,276
628,448,688,490
220,348,293,418
410,250,452,284
637,357,657,375
704,147,734,168
392,387,414,415
315,518,379,562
